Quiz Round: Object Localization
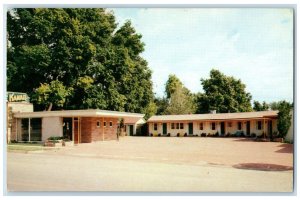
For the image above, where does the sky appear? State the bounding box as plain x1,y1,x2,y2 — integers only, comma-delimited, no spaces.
110,8,294,103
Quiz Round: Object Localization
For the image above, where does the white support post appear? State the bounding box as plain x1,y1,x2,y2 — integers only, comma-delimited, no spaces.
28,118,31,142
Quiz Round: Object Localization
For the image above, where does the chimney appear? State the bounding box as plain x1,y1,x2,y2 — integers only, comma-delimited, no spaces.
210,110,217,114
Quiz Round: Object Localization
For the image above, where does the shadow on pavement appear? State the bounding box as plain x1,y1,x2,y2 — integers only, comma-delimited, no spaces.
275,144,293,154
232,163,293,171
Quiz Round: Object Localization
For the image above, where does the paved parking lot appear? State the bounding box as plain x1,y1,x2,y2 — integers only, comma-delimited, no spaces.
7,137,293,192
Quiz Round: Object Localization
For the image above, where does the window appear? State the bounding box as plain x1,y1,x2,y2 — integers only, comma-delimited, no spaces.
110,121,113,127
104,121,107,127
228,122,232,127
180,123,184,129
211,122,216,130
199,123,204,130
154,123,158,131
96,121,100,128
257,121,262,130
176,123,180,129
238,122,242,130
171,123,175,129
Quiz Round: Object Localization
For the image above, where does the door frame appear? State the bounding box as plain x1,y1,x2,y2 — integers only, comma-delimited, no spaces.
188,123,193,135
246,121,251,136
220,122,225,135
163,123,167,135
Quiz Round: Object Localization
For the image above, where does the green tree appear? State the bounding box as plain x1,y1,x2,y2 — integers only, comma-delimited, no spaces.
277,101,292,138
253,100,269,111
197,69,252,113
32,80,72,111
165,85,196,115
154,97,169,115
7,9,155,115
165,74,184,99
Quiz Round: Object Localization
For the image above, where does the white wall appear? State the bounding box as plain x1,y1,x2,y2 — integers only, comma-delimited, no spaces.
149,119,278,137
42,117,63,141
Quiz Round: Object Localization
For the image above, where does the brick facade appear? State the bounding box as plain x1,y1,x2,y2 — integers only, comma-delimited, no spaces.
79,117,118,143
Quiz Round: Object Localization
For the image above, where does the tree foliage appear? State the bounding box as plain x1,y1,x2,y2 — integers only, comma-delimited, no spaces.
165,85,196,115
277,101,292,138
253,100,269,111
154,97,169,115
7,8,155,116
32,80,72,111
196,69,252,113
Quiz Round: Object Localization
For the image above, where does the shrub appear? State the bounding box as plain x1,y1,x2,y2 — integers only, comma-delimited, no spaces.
177,133,180,137
213,132,219,137
234,131,244,137
48,136,64,140
251,133,257,138
184,133,187,137
201,133,206,137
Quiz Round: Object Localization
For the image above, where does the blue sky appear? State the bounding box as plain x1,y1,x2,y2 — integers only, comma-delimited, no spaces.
111,8,293,103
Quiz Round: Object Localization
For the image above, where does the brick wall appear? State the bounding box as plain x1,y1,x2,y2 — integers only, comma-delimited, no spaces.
79,117,118,143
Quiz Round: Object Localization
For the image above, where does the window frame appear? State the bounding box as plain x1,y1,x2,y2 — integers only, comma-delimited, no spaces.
211,122,216,130
180,123,184,129
238,122,242,130
154,123,158,131
96,121,100,128
257,121,262,130
199,122,204,130
171,123,175,129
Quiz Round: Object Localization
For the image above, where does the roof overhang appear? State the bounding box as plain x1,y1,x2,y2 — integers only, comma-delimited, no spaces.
14,109,145,120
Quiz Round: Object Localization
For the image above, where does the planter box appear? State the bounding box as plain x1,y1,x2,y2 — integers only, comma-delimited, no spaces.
44,141,55,147
63,141,74,146
273,138,284,143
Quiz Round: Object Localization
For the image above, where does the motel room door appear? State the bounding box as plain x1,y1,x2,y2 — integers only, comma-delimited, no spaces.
246,121,251,136
163,123,167,135
268,120,273,139
220,122,225,136
188,123,193,135
129,125,134,136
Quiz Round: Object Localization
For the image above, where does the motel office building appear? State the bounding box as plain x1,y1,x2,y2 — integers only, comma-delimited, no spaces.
9,109,144,144
147,111,279,137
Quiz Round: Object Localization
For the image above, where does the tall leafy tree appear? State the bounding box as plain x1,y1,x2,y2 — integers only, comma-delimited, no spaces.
165,74,183,99
277,101,292,138
7,8,155,116
32,80,72,111
197,69,252,113
154,97,169,115
253,100,269,111
165,85,196,115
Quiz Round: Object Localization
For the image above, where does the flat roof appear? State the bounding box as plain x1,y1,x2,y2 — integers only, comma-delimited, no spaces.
147,110,278,122
14,109,145,119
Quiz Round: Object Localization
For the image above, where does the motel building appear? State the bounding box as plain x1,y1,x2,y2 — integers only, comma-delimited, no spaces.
6,92,144,144
147,111,279,138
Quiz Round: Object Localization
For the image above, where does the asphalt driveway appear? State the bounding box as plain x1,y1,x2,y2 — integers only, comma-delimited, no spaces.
6,137,294,192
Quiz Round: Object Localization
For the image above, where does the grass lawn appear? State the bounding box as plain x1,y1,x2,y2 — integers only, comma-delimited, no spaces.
7,143,44,152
